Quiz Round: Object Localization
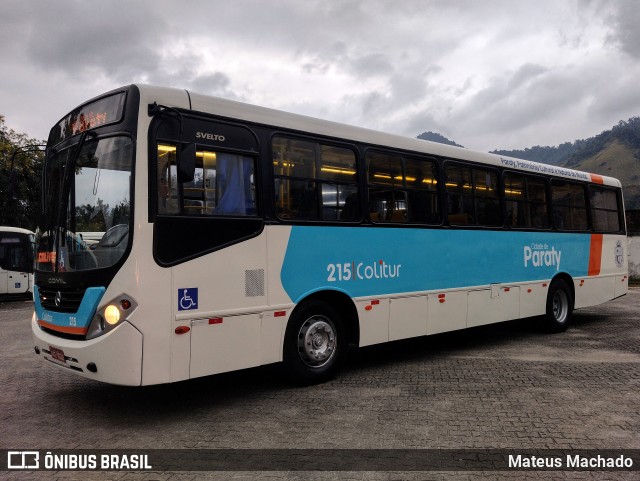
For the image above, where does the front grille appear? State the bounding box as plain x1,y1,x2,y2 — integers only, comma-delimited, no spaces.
38,287,85,313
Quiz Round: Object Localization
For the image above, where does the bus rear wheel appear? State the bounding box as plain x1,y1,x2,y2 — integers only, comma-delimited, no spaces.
544,279,573,333
283,300,347,385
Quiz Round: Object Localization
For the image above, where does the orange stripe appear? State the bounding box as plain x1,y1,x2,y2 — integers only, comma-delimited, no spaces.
38,320,88,335
590,174,604,184
588,233,603,276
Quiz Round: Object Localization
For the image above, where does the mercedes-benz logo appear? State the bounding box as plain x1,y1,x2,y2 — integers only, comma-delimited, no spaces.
55,291,62,307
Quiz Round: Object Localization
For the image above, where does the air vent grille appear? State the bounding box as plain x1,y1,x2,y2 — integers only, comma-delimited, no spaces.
245,269,265,297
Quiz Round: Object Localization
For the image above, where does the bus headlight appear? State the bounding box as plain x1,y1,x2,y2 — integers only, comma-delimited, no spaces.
86,295,137,340
104,305,121,325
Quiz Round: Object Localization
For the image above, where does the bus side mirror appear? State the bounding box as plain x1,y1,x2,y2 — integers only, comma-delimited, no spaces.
178,143,196,183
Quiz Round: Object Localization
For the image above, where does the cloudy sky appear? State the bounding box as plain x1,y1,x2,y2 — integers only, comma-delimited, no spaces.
1,0,639,152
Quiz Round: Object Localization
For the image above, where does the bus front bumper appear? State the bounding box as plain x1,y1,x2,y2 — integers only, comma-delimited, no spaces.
32,314,143,386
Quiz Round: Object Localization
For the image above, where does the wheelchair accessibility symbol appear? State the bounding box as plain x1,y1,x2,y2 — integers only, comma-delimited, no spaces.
178,288,198,311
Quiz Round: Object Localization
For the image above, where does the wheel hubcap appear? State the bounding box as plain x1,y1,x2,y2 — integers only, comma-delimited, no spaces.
297,316,337,368
552,290,569,323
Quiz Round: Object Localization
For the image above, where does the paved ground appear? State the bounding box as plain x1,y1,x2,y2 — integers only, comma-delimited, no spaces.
1,289,639,480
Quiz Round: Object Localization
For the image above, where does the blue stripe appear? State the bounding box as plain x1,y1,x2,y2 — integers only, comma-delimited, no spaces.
34,285,105,330
281,227,591,303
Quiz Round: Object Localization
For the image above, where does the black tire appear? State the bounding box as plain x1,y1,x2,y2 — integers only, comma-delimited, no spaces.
544,279,573,333
283,300,347,385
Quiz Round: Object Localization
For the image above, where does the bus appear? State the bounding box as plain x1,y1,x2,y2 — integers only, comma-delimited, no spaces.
32,85,629,386
0,226,34,297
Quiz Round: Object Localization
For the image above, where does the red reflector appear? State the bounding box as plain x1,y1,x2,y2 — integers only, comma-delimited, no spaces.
542,283,548,287
371,300,380,305
209,318,223,324
274,311,286,317
365,305,373,311
504,287,510,292
580,280,585,286
120,299,132,310
175,326,190,334
438,294,446,299
439,299,446,304
527,289,532,293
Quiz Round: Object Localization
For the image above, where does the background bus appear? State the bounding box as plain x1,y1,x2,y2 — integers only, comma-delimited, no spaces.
0,226,34,297
32,85,629,386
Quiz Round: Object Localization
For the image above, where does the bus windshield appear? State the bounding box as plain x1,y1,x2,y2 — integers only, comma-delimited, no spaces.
0,231,34,273
35,136,133,272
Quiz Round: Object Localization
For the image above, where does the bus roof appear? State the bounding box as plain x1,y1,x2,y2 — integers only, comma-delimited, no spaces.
138,84,622,188
0,226,35,235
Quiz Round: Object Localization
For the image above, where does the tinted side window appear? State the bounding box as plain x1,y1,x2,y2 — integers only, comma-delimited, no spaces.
445,164,474,225
590,186,621,233
504,173,549,229
366,152,439,224
551,180,588,231
272,137,359,221
445,163,500,226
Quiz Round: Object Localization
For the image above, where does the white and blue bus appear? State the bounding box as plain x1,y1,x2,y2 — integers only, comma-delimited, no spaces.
1,226,34,297
32,85,629,386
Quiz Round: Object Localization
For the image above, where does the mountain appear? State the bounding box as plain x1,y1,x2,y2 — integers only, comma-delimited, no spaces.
567,138,640,208
417,131,464,147
492,118,640,209
419,118,640,209
491,142,582,166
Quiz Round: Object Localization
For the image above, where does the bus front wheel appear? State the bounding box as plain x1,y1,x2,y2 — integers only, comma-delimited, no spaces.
283,300,347,385
544,279,573,333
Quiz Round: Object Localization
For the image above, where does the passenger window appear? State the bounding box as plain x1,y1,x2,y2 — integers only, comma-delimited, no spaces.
473,169,500,226
445,164,473,225
445,164,500,226
369,190,408,223
590,186,621,233
157,144,179,214
551,180,588,231
368,152,403,187
504,173,549,229
367,152,439,224
157,143,257,216
273,137,359,221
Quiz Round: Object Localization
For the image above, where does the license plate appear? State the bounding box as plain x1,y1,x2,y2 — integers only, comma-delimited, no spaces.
49,346,66,364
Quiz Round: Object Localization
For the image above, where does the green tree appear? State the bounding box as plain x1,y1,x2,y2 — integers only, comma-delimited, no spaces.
0,115,45,230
